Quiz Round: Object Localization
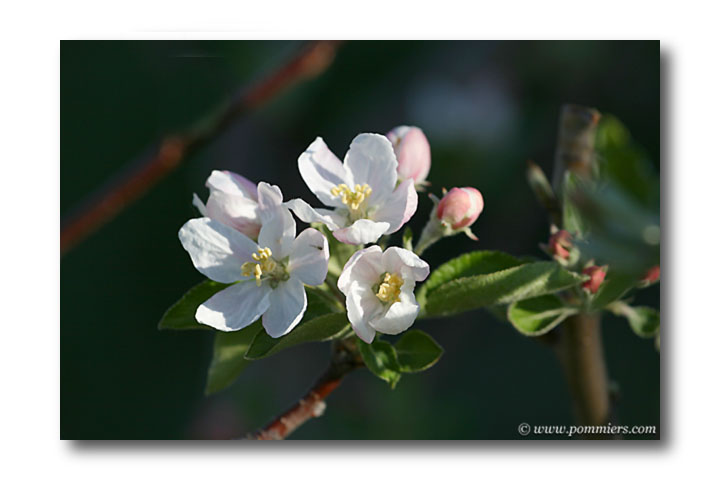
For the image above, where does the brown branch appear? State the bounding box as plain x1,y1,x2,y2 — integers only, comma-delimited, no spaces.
251,337,363,440
61,40,343,256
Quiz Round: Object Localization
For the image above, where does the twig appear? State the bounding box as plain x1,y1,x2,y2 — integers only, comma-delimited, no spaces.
251,338,363,440
61,40,343,256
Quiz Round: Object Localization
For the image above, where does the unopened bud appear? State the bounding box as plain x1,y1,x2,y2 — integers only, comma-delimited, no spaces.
582,265,607,294
548,230,572,260
437,187,484,230
639,265,660,286
387,126,431,188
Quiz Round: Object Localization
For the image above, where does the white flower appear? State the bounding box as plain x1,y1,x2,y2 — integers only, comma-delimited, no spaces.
337,246,429,343
179,184,329,338
286,133,418,245
192,170,264,239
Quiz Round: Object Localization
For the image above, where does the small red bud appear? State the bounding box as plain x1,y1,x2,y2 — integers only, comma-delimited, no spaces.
582,266,606,294
548,230,572,260
641,265,660,284
436,187,484,230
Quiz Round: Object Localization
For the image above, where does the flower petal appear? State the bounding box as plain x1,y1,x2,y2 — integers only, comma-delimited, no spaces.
368,289,419,335
192,193,207,216
206,170,258,200
337,245,383,294
371,179,418,234
285,198,344,230
256,182,284,223
382,246,430,282
196,281,271,331
288,228,329,286
262,278,307,338
257,207,296,259
178,218,258,283
298,137,350,208
345,134,398,206
205,191,261,238
333,219,390,245
345,281,381,344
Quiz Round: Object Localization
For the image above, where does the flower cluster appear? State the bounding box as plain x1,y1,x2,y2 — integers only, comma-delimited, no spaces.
178,127,484,343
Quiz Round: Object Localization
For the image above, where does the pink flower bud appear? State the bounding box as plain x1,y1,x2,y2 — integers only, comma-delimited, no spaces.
386,126,431,185
548,230,572,260
436,187,484,230
641,265,660,284
582,266,607,294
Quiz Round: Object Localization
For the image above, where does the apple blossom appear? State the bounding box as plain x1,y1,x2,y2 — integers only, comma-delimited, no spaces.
285,133,418,245
337,245,429,343
179,184,330,338
192,170,263,239
386,126,431,188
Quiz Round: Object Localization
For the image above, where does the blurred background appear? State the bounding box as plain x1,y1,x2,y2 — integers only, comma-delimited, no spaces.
61,40,660,439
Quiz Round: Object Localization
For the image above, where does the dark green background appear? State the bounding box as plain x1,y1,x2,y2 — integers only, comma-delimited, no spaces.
61,40,660,439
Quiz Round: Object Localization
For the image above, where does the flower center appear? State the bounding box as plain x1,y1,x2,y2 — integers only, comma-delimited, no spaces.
330,183,372,211
376,272,404,304
241,247,281,286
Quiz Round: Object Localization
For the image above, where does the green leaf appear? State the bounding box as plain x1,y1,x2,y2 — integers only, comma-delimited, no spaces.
245,312,350,360
205,322,263,395
417,251,524,307
158,280,230,330
590,272,637,312
402,226,414,251
424,261,586,317
508,295,577,336
562,171,588,238
625,306,660,338
394,330,443,372
357,338,401,388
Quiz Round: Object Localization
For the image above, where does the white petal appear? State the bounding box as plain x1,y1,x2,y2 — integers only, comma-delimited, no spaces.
178,218,258,283
205,191,261,238
345,281,381,344
256,182,284,223
368,290,419,335
298,137,350,208
382,247,430,282
345,134,398,206
337,245,383,294
257,207,296,259
371,179,418,234
288,228,329,286
262,278,307,338
333,219,390,245
206,170,257,200
285,198,344,230
196,281,271,331
192,193,207,216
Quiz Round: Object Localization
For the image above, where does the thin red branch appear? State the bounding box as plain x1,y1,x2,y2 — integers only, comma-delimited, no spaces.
61,40,343,256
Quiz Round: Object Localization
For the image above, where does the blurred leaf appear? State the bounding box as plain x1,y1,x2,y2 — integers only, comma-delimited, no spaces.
205,322,263,395
394,330,443,372
402,227,414,251
608,304,660,339
158,280,229,330
508,295,577,336
562,171,588,238
245,312,350,360
424,261,586,317
357,338,401,388
417,251,524,308
590,271,637,312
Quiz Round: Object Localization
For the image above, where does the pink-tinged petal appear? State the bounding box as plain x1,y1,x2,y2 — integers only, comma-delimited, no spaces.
196,281,272,331
256,182,284,223
382,247,430,282
257,208,296,259
288,228,329,286
333,219,390,245
178,218,258,283
337,246,384,294
262,278,307,338
298,137,350,208
371,179,418,234
285,198,344,230
344,134,398,205
437,187,484,229
368,289,419,335
388,126,431,185
205,191,261,239
345,281,382,344
206,170,257,200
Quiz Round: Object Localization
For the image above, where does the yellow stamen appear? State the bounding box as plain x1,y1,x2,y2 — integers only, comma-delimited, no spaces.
376,272,404,304
330,183,372,211
241,247,277,286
